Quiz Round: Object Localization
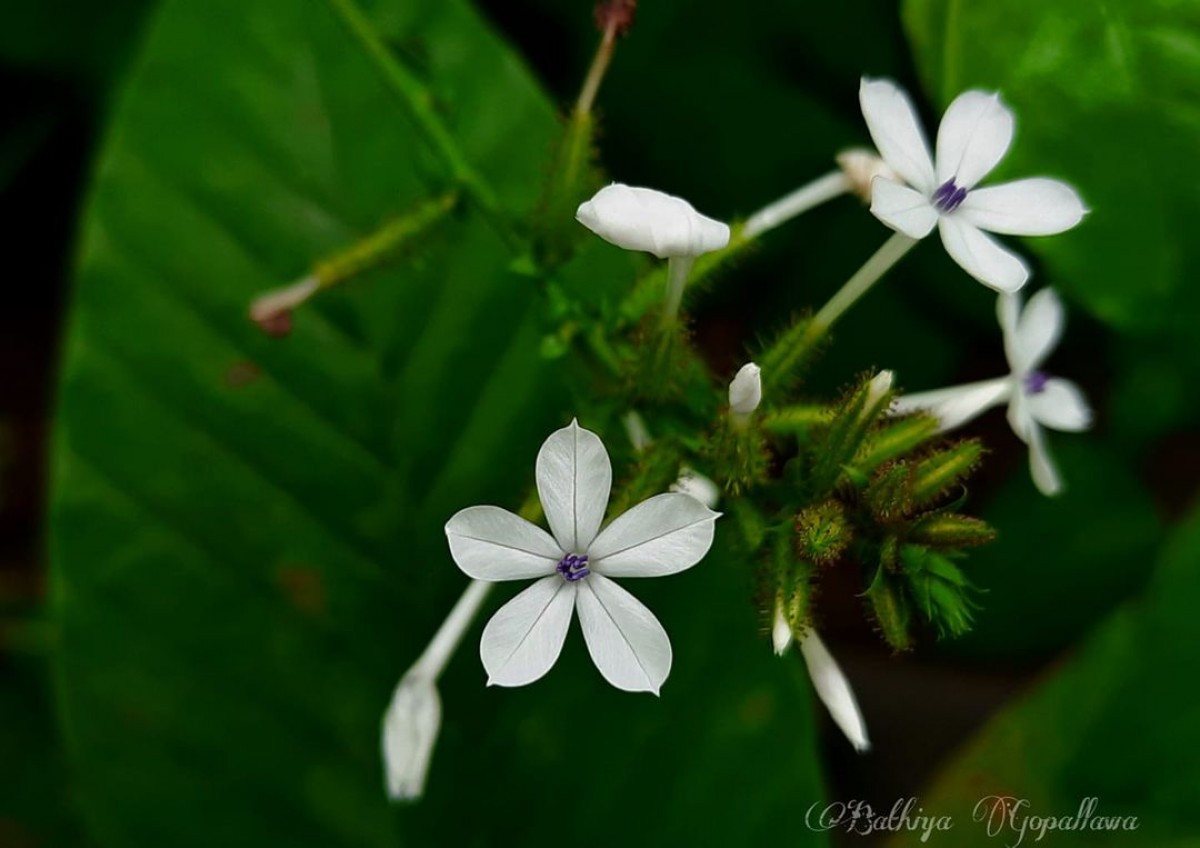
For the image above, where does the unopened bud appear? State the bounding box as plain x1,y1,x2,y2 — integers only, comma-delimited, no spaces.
594,0,637,36
382,671,442,801
911,439,984,505
771,598,793,655
728,362,763,420
799,631,870,752
836,148,900,203
576,183,730,259
795,500,851,566
249,275,319,337
908,513,996,548
671,466,720,509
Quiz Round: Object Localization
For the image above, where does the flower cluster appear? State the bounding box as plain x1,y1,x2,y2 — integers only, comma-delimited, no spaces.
375,70,1089,800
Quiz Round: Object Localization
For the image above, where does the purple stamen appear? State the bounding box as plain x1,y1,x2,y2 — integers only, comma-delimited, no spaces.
556,553,590,582
932,180,968,213
1024,371,1050,395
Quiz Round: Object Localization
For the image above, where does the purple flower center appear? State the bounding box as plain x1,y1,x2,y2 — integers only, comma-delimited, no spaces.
556,553,590,582
1024,371,1050,395
932,180,968,213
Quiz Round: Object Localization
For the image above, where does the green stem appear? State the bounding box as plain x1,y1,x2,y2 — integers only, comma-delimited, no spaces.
811,232,917,334
325,0,511,241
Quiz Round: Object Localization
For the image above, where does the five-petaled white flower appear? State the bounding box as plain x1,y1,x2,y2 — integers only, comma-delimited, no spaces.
860,77,1087,293
445,420,720,693
894,288,1091,495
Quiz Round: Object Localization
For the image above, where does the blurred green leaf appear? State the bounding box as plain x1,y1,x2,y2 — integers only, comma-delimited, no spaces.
903,0,1200,365
891,499,1200,846
50,0,829,845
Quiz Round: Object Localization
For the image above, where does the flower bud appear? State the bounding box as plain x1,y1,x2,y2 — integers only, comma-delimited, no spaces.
728,362,762,418
863,370,894,422
382,671,442,801
836,147,900,203
576,183,730,259
771,598,793,655
248,275,319,336
670,466,720,509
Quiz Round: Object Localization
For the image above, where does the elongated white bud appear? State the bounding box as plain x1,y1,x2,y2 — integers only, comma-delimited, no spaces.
576,183,730,259
670,466,720,509
771,600,793,655
799,631,870,753
728,362,763,420
382,672,442,801
864,370,894,418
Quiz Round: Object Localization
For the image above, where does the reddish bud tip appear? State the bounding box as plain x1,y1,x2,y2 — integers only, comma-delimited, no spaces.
594,0,637,36
254,310,293,338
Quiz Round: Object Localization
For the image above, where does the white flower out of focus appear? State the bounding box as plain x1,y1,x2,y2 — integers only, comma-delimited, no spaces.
894,288,1092,495
728,362,763,420
576,183,730,259
444,420,720,694
382,671,441,801
670,466,721,509
859,78,1087,293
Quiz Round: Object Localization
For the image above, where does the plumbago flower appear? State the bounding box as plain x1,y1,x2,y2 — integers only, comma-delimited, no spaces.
860,78,1087,292
445,420,720,693
894,288,1091,495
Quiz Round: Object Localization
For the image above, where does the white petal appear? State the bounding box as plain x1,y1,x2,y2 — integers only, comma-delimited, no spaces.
771,602,793,656
480,576,576,687
1027,425,1064,496
1027,378,1092,432
1007,391,1035,442
445,506,561,581
799,632,870,752
869,178,938,239
575,574,672,694
892,377,1012,432
935,90,1014,188
728,362,763,415
536,419,612,554
589,493,719,578
859,78,936,193
1012,288,1065,373
938,216,1029,292
959,178,1087,236
575,183,730,259
382,672,441,801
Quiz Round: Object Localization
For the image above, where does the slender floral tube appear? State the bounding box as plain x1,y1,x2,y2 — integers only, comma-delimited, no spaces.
742,171,851,240
811,231,918,333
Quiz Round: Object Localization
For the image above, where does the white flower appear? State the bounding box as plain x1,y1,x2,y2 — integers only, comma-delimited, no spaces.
382,671,441,801
772,602,870,753
893,288,1092,495
728,362,762,418
576,183,730,259
445,420,720,694
835,147,899,203
859,78,1086,293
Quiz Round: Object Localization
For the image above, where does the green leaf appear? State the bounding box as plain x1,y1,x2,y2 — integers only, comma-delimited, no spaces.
902,0,1200,364
50,1,829,845
889,500,1200,846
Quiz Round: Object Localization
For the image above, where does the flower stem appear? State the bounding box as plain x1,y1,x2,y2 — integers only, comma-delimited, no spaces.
741,170,850,240
811,232,917,334
411,580,492,680
660,255,695,330
575,16,619,119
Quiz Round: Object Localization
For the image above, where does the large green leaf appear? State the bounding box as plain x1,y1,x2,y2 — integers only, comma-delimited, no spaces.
890,502,1200,847
50,0,829,845
903,0,1200,367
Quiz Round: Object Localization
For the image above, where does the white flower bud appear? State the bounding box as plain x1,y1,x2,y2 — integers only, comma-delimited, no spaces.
576,183,730,259
382,671,442,801
799,631,870,753
670,466,720,509
866,370,894,409
728,362,762,419
771,600,793,656
835,147,901,203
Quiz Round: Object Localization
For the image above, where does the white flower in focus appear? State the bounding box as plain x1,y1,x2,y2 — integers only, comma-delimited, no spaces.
859,78,1087,292
382,671,441,801
893,288,1092,495
728,362,762,419
576,183,730,259
670,467,720,509
445,420,720,694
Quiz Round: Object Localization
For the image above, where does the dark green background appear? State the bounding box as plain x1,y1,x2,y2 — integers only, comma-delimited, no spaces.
0,0,1196,846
